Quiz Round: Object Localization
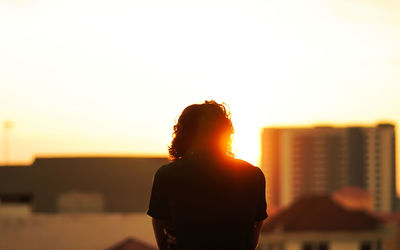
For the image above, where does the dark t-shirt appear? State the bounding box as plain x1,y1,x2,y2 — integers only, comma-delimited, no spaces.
147,156,268,250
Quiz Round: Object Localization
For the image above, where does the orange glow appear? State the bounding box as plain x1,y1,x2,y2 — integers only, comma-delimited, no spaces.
231,120,261,167
0,0,399,194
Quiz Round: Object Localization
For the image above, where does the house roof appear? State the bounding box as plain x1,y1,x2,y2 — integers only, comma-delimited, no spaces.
262,195,382,232
105,237,157,250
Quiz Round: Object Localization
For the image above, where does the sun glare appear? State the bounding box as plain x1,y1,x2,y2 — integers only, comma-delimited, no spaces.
230,116,261,167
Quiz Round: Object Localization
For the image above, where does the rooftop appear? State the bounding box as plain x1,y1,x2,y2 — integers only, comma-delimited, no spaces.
262,195,382,232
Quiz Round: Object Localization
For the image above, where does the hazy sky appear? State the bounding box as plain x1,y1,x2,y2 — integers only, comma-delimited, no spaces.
1,0,400,174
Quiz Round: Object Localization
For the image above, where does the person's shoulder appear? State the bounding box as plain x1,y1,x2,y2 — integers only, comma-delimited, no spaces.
233,158,255,168
154,159,181,176
232,158,265,178
232,158,259,171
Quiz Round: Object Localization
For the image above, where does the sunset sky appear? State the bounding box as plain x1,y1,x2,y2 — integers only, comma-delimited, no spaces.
1,0,400,189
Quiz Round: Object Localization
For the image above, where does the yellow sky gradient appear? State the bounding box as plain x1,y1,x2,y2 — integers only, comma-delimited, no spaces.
1,0,400,191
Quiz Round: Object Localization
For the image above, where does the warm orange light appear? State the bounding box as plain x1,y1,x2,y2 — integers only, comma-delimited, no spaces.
230,118,261,167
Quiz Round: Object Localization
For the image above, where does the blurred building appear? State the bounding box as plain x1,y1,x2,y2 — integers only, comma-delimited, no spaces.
0,157,168,213
261,124,397,213
259,195,400,250
374,213,400,250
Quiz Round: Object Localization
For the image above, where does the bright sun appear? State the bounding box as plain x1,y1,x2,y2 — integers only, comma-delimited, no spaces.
230,116,261,167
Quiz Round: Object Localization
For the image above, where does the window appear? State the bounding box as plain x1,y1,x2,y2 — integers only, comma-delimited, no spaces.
302,243,312,250
360,241,382,250
319,243,328,250
360,242,372,250
376,240,382,250
302,242,329,250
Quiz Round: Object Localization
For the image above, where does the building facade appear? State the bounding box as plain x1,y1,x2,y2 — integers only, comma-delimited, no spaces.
0,157,169,213
261,124,397,213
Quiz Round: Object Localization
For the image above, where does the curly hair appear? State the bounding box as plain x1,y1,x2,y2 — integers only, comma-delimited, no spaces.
168,100,234,161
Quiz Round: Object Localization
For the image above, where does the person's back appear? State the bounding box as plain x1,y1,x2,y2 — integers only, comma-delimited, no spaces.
148,156,267,249
147,101,268,249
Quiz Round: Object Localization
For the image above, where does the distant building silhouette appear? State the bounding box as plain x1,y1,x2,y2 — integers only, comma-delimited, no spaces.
261,124,397,213
0,157,168,213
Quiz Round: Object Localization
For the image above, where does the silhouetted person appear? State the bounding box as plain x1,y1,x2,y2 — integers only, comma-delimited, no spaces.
147,100,267,250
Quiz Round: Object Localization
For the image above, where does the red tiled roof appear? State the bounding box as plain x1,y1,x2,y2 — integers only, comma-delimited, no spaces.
262,195,382,232
105,237,157,250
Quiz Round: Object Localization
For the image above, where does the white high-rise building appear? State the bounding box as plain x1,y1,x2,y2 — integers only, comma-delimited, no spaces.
261,124,397,213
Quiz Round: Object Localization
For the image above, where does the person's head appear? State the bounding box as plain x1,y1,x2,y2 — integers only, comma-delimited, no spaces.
169,100,234,161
